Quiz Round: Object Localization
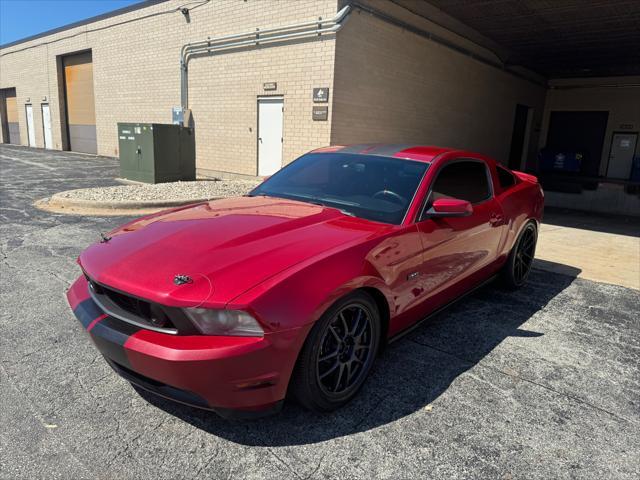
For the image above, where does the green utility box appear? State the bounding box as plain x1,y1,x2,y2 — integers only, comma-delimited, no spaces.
117,123,195,183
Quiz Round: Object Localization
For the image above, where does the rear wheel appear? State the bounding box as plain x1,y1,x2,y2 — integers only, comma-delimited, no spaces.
290,291,381,412
502,221,537,289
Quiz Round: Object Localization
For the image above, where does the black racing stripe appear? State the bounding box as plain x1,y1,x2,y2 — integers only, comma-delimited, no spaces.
73,298,104,329
338,144,380,154
91,334,132,369
366,144,418,156
91,316,141,346
90,317,142,370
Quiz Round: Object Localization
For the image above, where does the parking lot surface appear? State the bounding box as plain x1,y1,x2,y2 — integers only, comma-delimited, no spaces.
1,145,639,479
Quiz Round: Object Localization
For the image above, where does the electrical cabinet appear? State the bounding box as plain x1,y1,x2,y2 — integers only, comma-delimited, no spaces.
117,123,195,183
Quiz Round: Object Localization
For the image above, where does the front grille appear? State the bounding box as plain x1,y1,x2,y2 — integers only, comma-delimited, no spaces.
87,279,197,335
98,283,168,326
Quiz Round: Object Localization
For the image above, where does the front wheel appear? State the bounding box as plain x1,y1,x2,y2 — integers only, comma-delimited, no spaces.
290,291,381,412
502,221,538,289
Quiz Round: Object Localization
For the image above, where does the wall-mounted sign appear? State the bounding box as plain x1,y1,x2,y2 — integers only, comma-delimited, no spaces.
620,123,634,130
313,87,329,103
312,106,328,121
263,82,277,91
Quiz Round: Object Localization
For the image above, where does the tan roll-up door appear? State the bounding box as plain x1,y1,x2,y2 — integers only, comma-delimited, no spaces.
63,51,97,154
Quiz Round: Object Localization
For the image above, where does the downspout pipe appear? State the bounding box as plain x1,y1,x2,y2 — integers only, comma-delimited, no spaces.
179,5,351,118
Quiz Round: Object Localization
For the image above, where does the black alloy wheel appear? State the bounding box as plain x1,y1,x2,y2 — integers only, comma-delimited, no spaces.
503,221,537,289
316,304,374,395
290,291,381,412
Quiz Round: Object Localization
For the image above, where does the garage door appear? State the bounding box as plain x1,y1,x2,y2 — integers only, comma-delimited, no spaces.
3,90,20,144
63,51,97,154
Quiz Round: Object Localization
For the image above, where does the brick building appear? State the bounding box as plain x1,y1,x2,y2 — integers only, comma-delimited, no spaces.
1,0,638,214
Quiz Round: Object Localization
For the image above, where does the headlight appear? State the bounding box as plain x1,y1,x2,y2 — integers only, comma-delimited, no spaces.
183,308,264,337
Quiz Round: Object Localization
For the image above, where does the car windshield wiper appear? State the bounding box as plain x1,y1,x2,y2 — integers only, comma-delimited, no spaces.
335,208,355,217
316,196,360,207
276,192,357,217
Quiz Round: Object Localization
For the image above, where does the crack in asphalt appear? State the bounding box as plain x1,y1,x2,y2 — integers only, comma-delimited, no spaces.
191,443,222,478
302,453,326,480
267,447,303,479
2,252,72,288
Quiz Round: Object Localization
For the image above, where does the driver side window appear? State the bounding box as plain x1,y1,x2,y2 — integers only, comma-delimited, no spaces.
420,160,491,220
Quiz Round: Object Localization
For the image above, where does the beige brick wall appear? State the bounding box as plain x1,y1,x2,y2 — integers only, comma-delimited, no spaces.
1,0,338,175
331,0,547,166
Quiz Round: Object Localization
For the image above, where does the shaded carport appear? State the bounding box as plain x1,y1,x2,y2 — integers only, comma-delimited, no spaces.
404,0,640,216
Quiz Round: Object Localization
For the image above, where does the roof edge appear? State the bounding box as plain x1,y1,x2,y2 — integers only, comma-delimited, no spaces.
0,0,170,50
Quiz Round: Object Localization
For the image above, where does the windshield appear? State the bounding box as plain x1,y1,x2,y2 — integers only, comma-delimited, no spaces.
249,153,429,224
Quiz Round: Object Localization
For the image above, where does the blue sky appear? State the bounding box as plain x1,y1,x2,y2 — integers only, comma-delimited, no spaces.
0,0,142,45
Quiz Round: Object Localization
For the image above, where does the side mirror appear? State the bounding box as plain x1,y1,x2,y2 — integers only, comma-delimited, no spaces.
426,198,473,218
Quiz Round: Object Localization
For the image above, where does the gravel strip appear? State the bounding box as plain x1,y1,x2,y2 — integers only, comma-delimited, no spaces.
54,179,262,203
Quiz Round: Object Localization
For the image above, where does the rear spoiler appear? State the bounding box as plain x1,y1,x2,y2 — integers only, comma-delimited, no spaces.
512,170,538,183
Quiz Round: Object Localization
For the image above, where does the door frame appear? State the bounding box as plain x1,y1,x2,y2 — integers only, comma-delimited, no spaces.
0,88,9,144
605,131,638,179
519,107,534,171
416,157,495,223
508,104,533,171
41,103,53,149
25,103,36,147
256,95,284,176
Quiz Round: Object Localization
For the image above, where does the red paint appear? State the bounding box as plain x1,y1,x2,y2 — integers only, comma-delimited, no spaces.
70,145,543,414
123,324,311,409
431,198,473,216
66,272,90,309
87,313,108,332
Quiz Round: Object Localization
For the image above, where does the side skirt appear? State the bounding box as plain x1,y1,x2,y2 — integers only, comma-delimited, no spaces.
388,274,498,344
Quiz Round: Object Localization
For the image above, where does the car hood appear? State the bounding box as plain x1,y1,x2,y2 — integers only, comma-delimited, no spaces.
79,196,384,307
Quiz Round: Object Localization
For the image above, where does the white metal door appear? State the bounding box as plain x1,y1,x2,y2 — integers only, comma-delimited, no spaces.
25,104,36,147
258,97,284,176
607,133,638,179
41,103,53,149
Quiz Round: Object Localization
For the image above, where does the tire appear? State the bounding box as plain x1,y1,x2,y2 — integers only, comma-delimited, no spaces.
290,290,381,412
502,221,538,289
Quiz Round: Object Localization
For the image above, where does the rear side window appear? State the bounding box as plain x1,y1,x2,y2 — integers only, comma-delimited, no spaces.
497,166,516,189
430,160,491,204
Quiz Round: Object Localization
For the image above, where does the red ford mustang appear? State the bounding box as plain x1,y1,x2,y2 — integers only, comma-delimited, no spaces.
67,144,543,419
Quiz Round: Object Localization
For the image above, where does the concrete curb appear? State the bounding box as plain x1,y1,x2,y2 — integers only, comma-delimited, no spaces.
49,191,216,209
34,194,218,216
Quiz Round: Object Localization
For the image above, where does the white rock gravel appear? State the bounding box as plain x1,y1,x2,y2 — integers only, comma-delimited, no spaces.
54,179,262,203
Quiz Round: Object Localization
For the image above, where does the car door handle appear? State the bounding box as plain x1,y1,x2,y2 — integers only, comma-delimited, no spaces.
407,271,420,280
489,213,504,225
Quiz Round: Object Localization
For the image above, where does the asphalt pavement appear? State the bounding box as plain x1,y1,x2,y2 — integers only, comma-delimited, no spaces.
1,145,639,479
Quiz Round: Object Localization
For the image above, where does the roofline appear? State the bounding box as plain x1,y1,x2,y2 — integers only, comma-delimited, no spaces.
0,0,170,50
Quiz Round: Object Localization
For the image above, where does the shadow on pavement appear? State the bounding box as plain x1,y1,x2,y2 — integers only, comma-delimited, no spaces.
543,206,640,237
136,265,580,446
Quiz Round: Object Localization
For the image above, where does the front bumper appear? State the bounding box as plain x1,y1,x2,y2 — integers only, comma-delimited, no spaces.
67,276,309,418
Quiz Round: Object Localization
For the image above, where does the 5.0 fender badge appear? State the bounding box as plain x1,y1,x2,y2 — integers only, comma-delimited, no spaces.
173,274,193,285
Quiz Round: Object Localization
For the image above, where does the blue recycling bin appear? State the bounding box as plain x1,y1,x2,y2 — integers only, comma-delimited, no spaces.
539,150,583,173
